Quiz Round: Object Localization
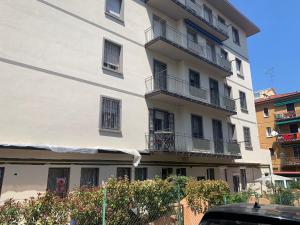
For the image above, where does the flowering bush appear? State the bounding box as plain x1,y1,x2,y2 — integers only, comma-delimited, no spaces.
68,187,104,225
0,199,22,225
23,192,69,225
186,179,230,213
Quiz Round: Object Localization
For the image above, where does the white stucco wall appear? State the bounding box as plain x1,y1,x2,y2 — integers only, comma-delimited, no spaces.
0,0,271,201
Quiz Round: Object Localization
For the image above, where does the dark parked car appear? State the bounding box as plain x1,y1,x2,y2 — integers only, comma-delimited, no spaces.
200,203,300,225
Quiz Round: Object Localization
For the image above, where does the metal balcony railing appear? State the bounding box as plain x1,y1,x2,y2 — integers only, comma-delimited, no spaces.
277,133,300,143
146,132,241,156
184,0,228,36
145,24,232,72
275,111,300,121
145,72,236,112
280,156,300,165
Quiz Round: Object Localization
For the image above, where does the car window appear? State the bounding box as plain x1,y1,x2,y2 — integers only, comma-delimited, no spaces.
201,219,271,225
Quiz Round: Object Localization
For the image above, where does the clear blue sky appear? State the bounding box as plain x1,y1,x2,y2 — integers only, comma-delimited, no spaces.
230,0,300,93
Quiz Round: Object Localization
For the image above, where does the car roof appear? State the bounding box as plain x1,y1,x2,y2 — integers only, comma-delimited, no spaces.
205,204,300,222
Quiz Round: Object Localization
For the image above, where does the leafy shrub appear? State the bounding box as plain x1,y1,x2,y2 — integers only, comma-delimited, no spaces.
106,178,133,225
23,192,69,225
0,199,23,225
186,179,230,213
272,189,295,206
131,178,177,223
166,175,190,199
289,181,300,190
226,191,250,204
68,187,104,225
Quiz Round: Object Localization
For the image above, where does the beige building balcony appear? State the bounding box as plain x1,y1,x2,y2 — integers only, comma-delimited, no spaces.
145,73,237,115
146,132,241,158
145,0,229,41
145,24,232,77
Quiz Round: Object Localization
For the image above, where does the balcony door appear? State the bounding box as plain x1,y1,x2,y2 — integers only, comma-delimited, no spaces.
233,175,240,192
153,15,166,38
286,103,295,112
187,28,198,53
149,109,175,151
290,123,299,134
209,78,220,106
189,69,201,98
153,59,167,91
206,42,216,62
212,119,224,153
203,5,213,24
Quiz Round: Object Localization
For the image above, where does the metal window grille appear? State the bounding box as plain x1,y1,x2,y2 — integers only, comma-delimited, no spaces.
101,97,120,130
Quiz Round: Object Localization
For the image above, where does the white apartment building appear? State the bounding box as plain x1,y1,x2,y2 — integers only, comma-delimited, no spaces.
0,0,271,201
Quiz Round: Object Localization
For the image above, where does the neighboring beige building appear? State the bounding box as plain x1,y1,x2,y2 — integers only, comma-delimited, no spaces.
0,0,271,201
255,91,300,178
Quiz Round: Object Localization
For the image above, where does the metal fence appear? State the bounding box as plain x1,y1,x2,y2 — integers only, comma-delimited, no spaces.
184,0,229,36
145,23,231,72
146,132,241,156
145,71,236,112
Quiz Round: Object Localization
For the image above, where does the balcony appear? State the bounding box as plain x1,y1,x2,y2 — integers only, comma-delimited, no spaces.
277,133,300,144
146,132,241,158
281,157,300,166
275,111,300,125
145,0,229,41
145,73,236,115
145,25,232,77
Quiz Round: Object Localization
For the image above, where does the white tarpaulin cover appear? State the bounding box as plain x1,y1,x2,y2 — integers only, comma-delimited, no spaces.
1,143,142,167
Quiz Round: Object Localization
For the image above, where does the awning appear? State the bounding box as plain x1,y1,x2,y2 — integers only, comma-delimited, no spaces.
276,118,300,125
185,19,223,45
274,98,300,107
0,143,142,167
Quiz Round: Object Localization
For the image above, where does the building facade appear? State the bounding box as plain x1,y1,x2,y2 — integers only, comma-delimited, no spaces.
0,0,271,201
256,91,300,178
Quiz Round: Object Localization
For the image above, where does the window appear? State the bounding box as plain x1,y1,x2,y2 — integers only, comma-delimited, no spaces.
135,168,148,181
232,26,240,45
80,168,99,187
239,91,248,112
228,123,237,142
206,168,215,180
153,15,166,38
47,168,70,197
224,85,232,98
224,168,228,182
197,176,205,181
106,0,123,18
103,40,122,72
236,58,243,77
263,108,269,117
117,167,131,180
220,49,228,60
240,169,247,190
243,127,252,150
218,16,226,25
101,97,121,131
189,69,200,88
286,103,295,112
191,115,203,138
266,127,272,137
294,146,300,159
176,168,187,176
162,168,173,179
203,5,213,24
0,168,4,196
